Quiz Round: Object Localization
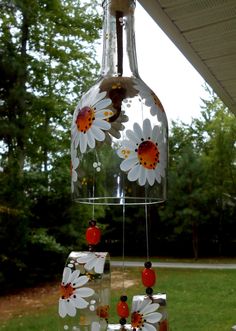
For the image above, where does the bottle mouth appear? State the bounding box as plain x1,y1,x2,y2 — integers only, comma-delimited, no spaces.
102,0,136,16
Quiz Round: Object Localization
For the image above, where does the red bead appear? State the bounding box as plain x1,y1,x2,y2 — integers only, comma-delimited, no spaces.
117,300,129,318
86,225,101,245
142,268,156,287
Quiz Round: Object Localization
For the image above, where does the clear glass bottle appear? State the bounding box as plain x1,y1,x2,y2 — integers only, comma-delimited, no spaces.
71,0,168,205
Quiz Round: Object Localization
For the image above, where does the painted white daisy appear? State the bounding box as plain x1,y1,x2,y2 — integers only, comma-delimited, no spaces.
72,87,113,153
71,145,79,193
118,118,166,186
59,267,94,318
134,80,166,123
91,321,101,331
77,252,106,274
131,298,162,331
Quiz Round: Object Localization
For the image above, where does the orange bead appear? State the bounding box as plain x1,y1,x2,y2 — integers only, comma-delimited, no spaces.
86,225,101,245
117,301,129,318
142,268,156,287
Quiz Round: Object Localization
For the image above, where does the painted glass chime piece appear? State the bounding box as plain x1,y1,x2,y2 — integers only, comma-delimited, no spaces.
71,0,168,205
58,222,110,331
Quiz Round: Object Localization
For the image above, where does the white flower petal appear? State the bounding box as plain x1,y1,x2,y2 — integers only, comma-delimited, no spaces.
58,298,67,318
79,132,88,153
120,156,138,171
85,256,97,271
95,98,112,110
133,122,143,139
141,302,160,315
92,321,100,331
69,270,81,284
87,130,96,149
143,323,158,331
96,110,111,119
65,300,77,317
73,275,89,287
77,253,92,264
91,91,106,105
126,129,140,144
145,312,162,323
94,257,105,274
146,170,155,186
143,119,152,139
155,170,161,183
127,164,141,182
152,125,161,142
70,296,89,309
73,157,79,169
93,118,111,130
75,287,94,298
90,126,105,142
62,267,72,284
138,167,147,186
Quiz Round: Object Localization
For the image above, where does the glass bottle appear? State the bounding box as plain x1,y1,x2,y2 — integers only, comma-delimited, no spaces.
71,0,168,205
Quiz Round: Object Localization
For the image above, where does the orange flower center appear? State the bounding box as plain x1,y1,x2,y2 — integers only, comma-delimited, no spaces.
60,283,74,299
76,106,95,133
131,311,144,328
137,140,159,169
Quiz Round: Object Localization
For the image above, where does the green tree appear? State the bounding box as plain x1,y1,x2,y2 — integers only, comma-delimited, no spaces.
0,0,102,290
159,88,236,258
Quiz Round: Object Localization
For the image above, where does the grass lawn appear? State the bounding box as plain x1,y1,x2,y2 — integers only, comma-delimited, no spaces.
0,266,236,331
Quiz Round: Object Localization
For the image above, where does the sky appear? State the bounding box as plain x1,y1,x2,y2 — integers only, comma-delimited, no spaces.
134,2,208,124
96,2,209,125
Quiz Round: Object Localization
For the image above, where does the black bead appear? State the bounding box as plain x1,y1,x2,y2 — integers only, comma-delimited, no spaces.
144,261,152,268
89,219,96,227
120,295,127,302
146,287,153,295
119,318,126,325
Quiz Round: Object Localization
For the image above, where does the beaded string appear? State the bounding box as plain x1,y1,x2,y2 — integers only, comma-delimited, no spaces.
142,204,156,298
116,203,129,327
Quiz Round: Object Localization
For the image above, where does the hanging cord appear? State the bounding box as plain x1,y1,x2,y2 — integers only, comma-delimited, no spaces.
116,10,123,76
145,203,150,261
122,203,126,291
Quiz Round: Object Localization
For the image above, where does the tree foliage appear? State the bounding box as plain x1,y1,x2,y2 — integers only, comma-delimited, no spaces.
159,87,236,258
0,0,102,291
0,0,235,292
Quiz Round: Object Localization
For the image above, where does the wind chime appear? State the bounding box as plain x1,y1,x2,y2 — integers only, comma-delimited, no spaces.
59,0,169,330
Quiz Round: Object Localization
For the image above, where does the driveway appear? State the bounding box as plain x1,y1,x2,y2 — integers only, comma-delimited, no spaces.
111,260,236,269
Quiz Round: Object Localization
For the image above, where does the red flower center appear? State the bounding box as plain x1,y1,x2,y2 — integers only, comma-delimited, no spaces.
60,283,74,299
137,140,159,169
76,106,95,133
131,311,143,328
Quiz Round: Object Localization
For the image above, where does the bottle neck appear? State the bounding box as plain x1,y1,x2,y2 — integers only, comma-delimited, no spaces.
101,0,139,78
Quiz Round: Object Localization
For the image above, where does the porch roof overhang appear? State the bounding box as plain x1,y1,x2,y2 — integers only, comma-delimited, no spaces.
138,0,236,115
